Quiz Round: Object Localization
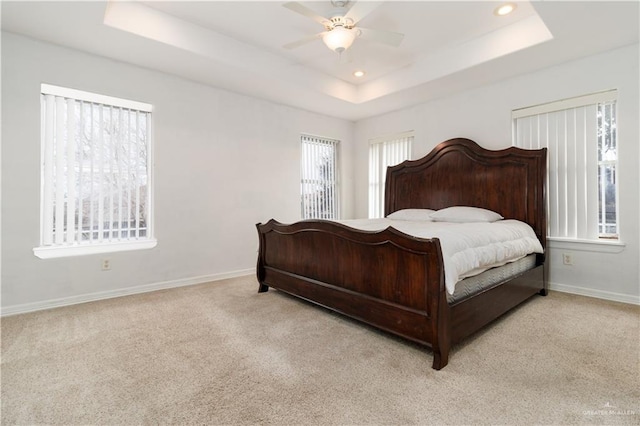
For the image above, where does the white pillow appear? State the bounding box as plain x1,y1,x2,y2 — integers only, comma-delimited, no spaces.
429,206,503,223
386,209,436,221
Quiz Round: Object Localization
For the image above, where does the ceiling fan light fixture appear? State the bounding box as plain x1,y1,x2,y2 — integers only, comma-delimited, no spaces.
322,26,356,53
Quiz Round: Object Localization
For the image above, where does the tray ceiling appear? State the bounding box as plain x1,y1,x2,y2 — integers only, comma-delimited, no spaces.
2,1,638,120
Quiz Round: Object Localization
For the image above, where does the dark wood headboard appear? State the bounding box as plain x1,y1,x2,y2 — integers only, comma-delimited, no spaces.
385,138,547,248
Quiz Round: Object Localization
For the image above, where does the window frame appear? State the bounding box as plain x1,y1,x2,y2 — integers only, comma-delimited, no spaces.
512,90,622,247
368,131,414,218
34,84,157,259
300,134,340,220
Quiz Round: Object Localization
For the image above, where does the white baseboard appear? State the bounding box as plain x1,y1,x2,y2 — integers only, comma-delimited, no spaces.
549,282,640,305
0,268,255,317
4,272,636,316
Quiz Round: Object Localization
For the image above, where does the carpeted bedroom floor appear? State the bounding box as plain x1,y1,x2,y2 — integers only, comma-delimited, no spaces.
1,275,639,425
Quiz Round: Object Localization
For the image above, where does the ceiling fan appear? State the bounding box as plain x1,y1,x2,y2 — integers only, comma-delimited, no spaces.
282,1,404,54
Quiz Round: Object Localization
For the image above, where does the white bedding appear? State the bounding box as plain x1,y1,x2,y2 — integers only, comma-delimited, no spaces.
336,218,544,295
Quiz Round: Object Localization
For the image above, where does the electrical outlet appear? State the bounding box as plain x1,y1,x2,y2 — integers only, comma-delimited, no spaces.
562,253,573,266
101,259,111,271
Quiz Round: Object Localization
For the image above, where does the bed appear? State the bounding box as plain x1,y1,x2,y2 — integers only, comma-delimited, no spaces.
256,138,547,370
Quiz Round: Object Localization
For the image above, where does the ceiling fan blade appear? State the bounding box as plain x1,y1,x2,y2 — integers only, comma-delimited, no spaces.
357,27,404,47
344,1,382,25
283,2,330,27
283,32,326,50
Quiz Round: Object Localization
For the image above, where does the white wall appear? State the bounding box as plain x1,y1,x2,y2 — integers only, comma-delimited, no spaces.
3,32,638,312
354,44,640,304
1,33,355,312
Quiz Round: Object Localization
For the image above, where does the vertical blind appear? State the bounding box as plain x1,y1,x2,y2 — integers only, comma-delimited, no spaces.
368,132,413,218
300,135,339,219
40,84,153,248
513,90,618,240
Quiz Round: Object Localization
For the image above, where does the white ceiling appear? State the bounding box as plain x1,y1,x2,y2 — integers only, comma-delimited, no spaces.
2,1,638,121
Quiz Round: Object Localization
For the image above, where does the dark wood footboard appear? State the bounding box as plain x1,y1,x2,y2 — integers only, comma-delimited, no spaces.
256,219,453,369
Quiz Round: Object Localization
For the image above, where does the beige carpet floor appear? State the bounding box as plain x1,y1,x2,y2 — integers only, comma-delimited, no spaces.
1,275,639,425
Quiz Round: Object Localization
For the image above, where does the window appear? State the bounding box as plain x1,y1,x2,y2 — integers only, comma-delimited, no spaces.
34,84,156,258
512,90,618,241
300,134,339,220
368,131,413,218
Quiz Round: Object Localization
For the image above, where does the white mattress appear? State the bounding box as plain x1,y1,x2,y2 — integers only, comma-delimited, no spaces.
447,254,538,304
337,218,544,295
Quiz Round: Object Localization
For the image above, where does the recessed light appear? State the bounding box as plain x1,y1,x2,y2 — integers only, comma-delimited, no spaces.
353,70,366,78
494,3,516,16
